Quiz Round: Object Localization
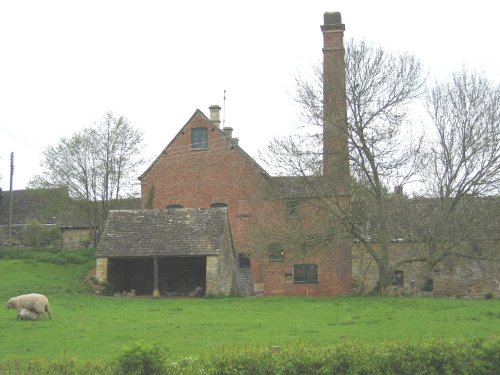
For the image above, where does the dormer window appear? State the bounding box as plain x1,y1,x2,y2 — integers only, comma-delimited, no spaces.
192,128,208,149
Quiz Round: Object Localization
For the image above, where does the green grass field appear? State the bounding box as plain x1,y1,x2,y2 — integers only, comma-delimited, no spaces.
0,250,499,362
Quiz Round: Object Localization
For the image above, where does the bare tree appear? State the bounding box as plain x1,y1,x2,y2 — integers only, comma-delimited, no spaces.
30,113,144,244
425,70,500,199
416,70,500,273
262,39,426,291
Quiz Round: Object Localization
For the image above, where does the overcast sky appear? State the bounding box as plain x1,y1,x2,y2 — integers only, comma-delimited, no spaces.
1,0,499,192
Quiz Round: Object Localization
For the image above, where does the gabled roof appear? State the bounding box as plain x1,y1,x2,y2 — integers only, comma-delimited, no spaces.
139,108,269,180
96,208,230,258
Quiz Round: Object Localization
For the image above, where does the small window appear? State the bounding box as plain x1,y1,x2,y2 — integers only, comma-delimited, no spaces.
423,279,433,292
210,203,228,208
393,270,404,287
239,254,250,268
294,264,318,283
192,128,208,149
167,204,183,209
286,200,299,217
268,242,284,261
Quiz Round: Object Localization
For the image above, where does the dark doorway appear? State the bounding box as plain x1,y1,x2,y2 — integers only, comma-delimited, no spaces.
108,257,153,295
159,257,206,296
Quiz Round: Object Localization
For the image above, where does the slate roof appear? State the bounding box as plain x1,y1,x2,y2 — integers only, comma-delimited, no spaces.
96,208,229,258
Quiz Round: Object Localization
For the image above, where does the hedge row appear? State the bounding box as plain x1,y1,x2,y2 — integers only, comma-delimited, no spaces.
0,248,95,265
1,338,498,375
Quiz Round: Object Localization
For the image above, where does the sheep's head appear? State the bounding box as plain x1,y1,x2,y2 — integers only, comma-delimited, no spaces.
6,298,16,309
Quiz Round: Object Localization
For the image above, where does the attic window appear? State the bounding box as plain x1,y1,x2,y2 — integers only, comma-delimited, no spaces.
192,128,208,149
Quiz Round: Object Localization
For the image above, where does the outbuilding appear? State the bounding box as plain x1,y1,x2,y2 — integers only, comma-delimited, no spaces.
95,208,235,297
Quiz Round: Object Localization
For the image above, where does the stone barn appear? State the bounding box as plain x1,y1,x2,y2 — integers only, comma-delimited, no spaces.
96,208,235,297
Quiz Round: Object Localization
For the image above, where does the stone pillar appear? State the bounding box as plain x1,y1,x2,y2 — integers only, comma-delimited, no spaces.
96,258,108,282
205,255,219,295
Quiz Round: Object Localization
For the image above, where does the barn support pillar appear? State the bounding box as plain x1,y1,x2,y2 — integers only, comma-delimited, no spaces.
96,257,108,282
205,255,218,295
153,256,160,298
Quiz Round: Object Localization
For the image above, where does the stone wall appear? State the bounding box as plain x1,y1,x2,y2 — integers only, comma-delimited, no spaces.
352,241,500,297
95,257,108,283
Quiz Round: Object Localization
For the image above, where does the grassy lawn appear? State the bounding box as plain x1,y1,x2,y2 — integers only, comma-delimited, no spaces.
0,251,499,362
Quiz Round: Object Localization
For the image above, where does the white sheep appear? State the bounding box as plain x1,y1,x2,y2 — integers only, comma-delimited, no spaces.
6,293,51,319
17,308,39,321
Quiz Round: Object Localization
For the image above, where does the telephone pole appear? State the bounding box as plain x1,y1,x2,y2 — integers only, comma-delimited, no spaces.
8,152,14,239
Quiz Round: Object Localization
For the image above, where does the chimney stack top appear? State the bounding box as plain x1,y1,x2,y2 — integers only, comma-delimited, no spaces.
209,105,221,128
322,11,345,31
223,126,233,139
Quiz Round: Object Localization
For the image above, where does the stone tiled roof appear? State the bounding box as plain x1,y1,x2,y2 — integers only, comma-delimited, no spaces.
96,208,228,258
59,197,141,228
352,196,500,242
267,176,324,199
0,189,142,229
0,189,59,226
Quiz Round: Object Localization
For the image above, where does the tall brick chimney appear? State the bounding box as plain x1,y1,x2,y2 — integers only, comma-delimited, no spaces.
321,12,349,196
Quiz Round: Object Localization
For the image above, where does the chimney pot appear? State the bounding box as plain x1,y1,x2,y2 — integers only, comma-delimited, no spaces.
223,126,233,138
209,105,221,128
324,11,342,25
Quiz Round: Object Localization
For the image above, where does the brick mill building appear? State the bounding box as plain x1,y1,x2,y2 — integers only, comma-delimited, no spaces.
96,12,353,297
96,11,500,298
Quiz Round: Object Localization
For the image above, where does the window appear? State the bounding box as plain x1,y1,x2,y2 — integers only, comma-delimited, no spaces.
286,200,299,217
210,202,228,208
393,270,404,287
192,128,208,149
423,279,433,292
166,204,183,209
268,242,284,261
294,264,318,283
239,253,250,268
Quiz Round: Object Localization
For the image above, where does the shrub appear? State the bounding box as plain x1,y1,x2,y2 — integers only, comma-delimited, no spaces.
23,220,60,248
113,342,169,375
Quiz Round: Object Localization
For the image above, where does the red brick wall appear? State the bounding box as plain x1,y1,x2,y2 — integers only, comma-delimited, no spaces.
140,110,352,296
